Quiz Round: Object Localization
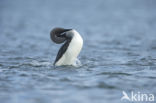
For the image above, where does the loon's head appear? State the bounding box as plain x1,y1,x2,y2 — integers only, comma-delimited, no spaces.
50,27,73,44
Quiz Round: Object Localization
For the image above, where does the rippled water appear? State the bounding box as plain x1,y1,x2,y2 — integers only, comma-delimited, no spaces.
0,0,156,103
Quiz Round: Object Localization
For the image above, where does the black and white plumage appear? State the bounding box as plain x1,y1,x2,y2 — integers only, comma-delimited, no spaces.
50,27,83,66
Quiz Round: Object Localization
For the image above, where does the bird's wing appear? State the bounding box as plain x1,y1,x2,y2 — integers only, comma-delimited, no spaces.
54,39,71,65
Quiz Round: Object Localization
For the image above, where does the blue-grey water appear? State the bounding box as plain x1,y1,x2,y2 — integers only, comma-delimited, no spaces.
0,0,156,103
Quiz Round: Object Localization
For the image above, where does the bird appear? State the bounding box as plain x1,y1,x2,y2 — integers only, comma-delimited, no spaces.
50,27,83,66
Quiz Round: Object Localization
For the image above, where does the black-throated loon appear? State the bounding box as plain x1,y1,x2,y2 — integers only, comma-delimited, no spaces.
50,27,83,66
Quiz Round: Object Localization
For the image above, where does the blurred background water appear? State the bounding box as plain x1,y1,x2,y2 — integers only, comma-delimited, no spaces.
0,0,156,103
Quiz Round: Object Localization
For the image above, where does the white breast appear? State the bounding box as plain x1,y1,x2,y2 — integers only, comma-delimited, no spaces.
55,30,83,66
